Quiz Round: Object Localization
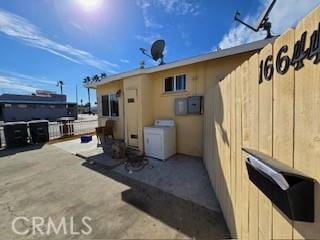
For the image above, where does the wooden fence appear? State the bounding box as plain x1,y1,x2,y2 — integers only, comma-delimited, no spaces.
203,6,320,239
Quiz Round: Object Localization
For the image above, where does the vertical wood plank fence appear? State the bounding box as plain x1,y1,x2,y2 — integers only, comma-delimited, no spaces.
204,7,320,239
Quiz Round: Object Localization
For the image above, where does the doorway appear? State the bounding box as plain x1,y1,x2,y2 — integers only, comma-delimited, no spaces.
125,89,139,148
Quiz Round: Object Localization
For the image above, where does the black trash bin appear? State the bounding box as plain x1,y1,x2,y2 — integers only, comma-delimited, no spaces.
28,120,49,143
3,122,28,148
57,117,75,136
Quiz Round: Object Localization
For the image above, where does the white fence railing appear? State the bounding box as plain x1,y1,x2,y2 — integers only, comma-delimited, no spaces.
49,119,98,140
0,126,4,149
0,119,98,148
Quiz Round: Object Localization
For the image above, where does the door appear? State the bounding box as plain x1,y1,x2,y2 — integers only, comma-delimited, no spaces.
145,132,163,159
125,89,139,147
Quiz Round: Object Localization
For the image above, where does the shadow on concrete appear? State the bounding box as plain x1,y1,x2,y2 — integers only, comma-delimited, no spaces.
122,183,230,240
76,141,124,169
0,143,45,158
82,161,230,240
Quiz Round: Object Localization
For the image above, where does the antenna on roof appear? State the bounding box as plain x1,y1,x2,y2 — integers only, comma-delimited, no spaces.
234,0,277,39
139,40,166,65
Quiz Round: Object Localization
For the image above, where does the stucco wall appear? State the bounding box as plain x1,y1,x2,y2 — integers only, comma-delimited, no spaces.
120,74,155,151
96,51,255,156
96,80,124,139
149,52,253,156
140,75,155,145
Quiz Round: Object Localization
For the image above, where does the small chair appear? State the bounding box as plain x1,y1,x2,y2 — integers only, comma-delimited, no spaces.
96,120,114,143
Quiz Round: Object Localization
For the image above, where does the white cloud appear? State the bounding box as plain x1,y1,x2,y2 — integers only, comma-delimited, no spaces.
135,33,162,44
70,21,84,31
107,69,119,74
0,70,57,93
144,17,163,28
218,0,320,49
157,0,200,16
136,0,200,28
181,31,191,46
0,76,37,92
0,9,118,71
2,70,56,85
146,58,159,67
163,46,168,56
136,0,163,28
120,59,130,64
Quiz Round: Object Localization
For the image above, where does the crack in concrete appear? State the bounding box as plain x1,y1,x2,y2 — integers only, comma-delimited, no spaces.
0,202,32,236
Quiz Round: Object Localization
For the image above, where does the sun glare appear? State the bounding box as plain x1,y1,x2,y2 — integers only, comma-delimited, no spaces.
77,0,103,12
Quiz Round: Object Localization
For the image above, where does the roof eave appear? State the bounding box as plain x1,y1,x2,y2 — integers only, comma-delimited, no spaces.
92,37,277,87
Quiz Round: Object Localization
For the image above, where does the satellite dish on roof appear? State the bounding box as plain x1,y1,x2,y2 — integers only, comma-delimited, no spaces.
151,40,165,64
234,0,277,39
139,39,166,65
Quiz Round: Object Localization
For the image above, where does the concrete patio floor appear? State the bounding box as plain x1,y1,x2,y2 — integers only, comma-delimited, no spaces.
52,136,100,155
54,137,221,212
0,142,230,239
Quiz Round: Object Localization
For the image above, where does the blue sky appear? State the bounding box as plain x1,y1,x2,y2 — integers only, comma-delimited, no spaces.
0,0,319,104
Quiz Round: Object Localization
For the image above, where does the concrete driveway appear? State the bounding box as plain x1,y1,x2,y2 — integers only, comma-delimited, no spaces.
0,144,229,240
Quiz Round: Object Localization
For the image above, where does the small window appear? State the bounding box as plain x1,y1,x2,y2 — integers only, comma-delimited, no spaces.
110,94,119,117
164,74,187,93
165,76,174,92
102,95,109,116
176,74,186,91
101,93,119,117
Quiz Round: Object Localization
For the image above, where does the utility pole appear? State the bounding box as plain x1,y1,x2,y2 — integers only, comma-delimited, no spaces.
87,88,91,114
76,84,79,114
76,84,78,104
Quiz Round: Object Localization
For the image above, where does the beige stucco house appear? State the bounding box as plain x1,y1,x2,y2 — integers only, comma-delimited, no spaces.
88,38,273,157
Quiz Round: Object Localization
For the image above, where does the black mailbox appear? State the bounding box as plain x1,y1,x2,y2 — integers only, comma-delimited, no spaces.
243,148,315,222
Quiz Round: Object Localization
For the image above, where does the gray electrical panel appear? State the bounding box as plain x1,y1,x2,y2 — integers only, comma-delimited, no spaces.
175,98,188,115
188,96,202,114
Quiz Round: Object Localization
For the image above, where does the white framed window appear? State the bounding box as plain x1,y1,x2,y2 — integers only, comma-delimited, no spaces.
101,93,119,117
164,74,187,93
176,74,186,91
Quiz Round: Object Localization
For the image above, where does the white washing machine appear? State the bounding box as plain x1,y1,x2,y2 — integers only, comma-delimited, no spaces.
144,120,176,160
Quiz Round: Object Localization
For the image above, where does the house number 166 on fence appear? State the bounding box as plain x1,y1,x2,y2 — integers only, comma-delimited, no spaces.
259,22,320,84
